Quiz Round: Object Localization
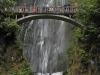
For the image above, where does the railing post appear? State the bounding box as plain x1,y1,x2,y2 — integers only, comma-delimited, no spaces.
68,6,69,13
62,6,65,13
46,7,48,13
37,7,39,13
17,6,19,13
69,15,72,18
22,15,25,18
30,5,32,13
74,7,76,13
40,7,42,13
39,7,41,13
70,6,72,13
16,15,17,21
37,7,38,13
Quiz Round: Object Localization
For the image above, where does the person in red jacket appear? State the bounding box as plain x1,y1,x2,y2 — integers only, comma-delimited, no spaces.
32,7,37,13
73,3,78,8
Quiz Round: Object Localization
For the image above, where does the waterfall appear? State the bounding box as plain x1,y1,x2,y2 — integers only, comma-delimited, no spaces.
19,0,74,75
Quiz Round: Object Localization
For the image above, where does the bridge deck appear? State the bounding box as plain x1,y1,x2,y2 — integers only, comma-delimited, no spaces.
7,6,83,28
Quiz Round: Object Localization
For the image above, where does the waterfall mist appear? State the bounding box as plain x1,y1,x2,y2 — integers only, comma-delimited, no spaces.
19,0,75,74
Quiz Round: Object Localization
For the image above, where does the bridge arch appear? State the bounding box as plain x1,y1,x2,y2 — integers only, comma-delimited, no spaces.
16,14,83,28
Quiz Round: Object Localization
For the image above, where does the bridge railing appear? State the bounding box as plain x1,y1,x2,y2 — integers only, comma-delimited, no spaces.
9,6,76,14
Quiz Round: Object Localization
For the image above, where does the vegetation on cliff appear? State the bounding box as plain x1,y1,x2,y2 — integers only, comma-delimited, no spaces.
0,0,32,75
66,0,100,75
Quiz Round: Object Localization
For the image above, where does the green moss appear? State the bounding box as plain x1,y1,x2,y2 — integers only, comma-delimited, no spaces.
8,60,32,75
0,40,32,75
0,0,32,75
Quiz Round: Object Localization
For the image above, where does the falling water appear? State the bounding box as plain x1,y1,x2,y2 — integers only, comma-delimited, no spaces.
19,0,75,75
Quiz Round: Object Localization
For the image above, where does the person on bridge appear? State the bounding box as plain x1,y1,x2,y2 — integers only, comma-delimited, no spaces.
23,3,26,12
42,4,47,13
19,8,22,13
73,3,78,12
32,7,37,13
64,3,68,7
64,3,70,13
73,3,78,8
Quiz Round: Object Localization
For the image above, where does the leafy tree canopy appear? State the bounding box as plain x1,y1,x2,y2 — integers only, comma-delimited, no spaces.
0,0,16,13
75,0,100,25
0,0,20,44
67,0,100,75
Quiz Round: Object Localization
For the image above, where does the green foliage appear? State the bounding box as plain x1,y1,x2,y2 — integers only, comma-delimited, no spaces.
67,0,100,75
21,68,32,75
8,61,32,75
0,18,21,44
66,43,75,57
0,0,32,75
75,0,98,24
1,18,20,34
20,60,32,75
0,0,16,12
79,49,89,64
9,68,32,75
74,28,82,39
9,69,18,75
0,0,20,44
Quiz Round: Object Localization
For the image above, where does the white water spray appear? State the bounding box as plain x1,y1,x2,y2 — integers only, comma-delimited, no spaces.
19,0,74,75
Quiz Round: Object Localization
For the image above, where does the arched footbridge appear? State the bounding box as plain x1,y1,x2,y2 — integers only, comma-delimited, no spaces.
10,6,83,28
